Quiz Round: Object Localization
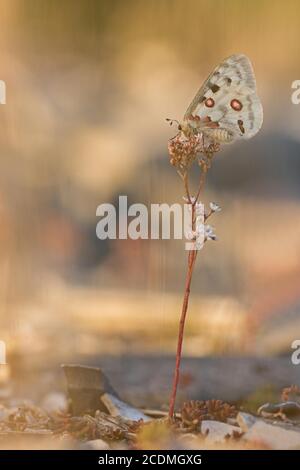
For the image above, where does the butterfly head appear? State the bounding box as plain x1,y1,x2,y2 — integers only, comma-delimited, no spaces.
178,121,194,137
166,118,180,128
166,118,193,138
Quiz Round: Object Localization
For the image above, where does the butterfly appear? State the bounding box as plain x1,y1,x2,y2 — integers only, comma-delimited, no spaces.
173,54,263,144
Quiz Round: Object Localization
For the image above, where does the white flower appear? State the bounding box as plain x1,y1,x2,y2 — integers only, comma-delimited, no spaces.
183,198,219,249
205,225,217,241
209,202,221,213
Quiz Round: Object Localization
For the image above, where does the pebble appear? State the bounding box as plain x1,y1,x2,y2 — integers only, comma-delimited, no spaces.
201,420,242,444
101,392,151,422
243,420,300,449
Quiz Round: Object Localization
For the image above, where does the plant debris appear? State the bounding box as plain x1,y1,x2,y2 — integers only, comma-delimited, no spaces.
180,400,237,431
49,410,140,443
0,404,49,433
1,373,300,449
281,385,300,402
257,385,300,421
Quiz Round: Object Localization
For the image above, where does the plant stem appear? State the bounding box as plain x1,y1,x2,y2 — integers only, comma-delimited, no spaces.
168,248,197,419
168,167,207,419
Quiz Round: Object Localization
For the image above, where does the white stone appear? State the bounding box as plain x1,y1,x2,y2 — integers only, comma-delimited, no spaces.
236,412,257,432
82,439,110,450
201,420,242,444
244,421,300,449
101,393,151,422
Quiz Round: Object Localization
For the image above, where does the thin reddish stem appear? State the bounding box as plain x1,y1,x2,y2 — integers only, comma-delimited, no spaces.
183,172,192,204
168,248,197,419
168,167,207,419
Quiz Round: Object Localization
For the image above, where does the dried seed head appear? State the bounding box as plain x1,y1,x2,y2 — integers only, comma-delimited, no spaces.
181,400,237,430
168,132,220,175
168,134,204,172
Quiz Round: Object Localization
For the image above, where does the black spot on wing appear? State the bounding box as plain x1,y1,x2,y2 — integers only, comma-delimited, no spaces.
238,119,245,134
210,84,220,93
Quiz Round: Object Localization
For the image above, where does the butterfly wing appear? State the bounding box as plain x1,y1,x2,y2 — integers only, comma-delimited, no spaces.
183,54,263,141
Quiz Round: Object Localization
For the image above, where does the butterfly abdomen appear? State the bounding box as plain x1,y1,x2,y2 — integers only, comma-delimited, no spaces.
180,120,234,143
204,128,234,143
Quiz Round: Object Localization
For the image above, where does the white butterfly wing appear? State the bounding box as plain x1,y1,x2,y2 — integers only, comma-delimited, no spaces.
184,54,263,141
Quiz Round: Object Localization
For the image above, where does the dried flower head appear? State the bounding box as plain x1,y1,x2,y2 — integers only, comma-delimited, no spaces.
181,400,237,430
168,133,203,171
168,133,221,173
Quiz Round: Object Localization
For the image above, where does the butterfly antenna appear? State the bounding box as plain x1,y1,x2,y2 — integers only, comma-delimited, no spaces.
166,118,180,127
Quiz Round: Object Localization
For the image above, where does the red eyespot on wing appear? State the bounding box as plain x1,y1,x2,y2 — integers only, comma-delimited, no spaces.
205,98,215,108
230,99,243,111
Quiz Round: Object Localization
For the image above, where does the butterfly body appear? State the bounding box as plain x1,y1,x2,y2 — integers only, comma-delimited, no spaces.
179,120,234,143
178,54,263,144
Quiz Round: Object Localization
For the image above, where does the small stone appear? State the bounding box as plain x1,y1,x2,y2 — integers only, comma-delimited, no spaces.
236,412,258,432
62,364,118,415
81,439,110,450
101,393,151,422
244,421,300,449
201,420,242,444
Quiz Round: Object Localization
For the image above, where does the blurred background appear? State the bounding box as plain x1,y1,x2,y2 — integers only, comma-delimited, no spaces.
0,0,300,404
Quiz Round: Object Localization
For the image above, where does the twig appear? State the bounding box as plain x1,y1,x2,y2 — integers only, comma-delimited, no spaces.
193,166,207,208
141,409,181,419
